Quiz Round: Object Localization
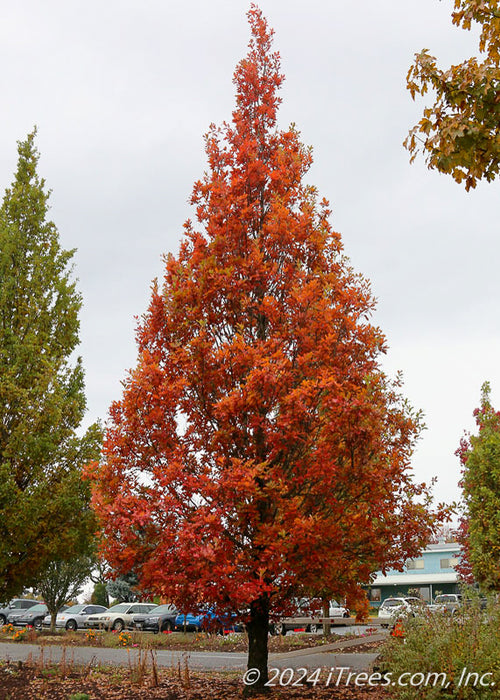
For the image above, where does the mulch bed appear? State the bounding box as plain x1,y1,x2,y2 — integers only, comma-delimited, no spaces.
330,639,385,654
0,630,389,698
0,662,394,699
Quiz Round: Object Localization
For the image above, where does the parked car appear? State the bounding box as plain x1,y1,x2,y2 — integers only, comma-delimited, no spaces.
86,603,157,631
272,600,350,635
10,603,48,629
0,599,39,626
328,601,351,618
378,597,426,627
430,594,489,619
174,610,242,633
132,604,179,633
428,594,462,615
42,604,108,631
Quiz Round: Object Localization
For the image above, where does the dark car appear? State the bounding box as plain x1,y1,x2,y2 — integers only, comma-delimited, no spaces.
10,603,48,629
0,599,39,626
132,604,179,633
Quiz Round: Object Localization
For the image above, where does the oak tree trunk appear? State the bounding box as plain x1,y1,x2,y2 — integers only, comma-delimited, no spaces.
322,598,331,636
245,595,270,694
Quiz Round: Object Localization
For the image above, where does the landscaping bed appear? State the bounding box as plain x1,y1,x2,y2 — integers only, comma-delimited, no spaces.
0,625,383,654
0,659,393,699
0,625,388,698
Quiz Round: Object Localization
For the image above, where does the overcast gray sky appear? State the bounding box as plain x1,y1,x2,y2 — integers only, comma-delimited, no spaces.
1,0,498,509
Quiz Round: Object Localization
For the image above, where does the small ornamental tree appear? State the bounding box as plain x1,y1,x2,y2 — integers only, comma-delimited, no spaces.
405,0,500,190
34,555,95,631
0,130,101,602
87,8,445,688
457,382,500,591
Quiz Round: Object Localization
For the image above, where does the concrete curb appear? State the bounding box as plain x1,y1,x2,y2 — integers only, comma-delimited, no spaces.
270,632,388,659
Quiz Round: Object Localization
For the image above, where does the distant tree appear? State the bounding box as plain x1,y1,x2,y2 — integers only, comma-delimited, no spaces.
106,573,139,603
457,382,500,590
87,8,447,688
405,0,500,190
90,582,109,608
0,130,102,601
88,560,111,607
34,555,95,631
455,516,475,584
429,524,459,544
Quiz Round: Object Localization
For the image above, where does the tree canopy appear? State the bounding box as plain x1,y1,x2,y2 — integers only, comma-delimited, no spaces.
87,7,445,686
35,555,95,631
457,382,500,590
0,130,101,601
405,0,500,189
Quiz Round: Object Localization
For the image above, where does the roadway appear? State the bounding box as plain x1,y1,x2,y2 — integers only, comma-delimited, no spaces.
0,637,382,673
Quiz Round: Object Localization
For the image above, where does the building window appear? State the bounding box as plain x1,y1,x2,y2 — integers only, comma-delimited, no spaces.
406,559,424,570
440,557,459,569
368,588,381,602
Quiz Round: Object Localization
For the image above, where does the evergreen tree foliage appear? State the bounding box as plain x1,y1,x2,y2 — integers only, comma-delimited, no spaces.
106,573,140,603
90,581,109,608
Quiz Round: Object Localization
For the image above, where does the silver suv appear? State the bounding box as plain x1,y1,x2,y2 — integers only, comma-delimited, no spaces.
429,594,462,614
0,598,39,625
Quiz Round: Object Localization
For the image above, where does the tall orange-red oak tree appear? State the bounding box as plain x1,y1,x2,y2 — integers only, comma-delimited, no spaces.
87,7,446,687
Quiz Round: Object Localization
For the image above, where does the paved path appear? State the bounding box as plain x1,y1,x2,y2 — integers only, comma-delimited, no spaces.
0,635,383,674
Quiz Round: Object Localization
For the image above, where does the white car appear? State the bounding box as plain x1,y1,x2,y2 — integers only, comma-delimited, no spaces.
428,594,462,614
273,600,350,635
328,601,350,618
378,597,425,627
42,604,108,631
86,602,157,631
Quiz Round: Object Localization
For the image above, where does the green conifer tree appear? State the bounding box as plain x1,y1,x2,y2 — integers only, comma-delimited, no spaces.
0,130,101,601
